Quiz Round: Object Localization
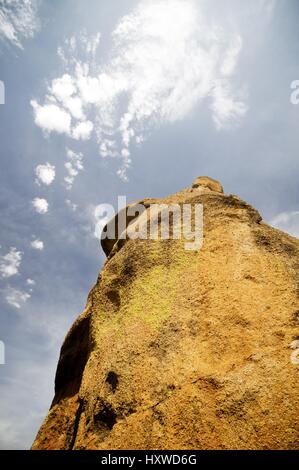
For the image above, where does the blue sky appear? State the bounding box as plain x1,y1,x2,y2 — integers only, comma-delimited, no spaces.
0,0,298,449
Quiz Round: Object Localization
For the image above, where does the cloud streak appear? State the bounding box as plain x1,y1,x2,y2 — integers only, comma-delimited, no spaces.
0,247,22,278
5,287,31,309
0,0,40,49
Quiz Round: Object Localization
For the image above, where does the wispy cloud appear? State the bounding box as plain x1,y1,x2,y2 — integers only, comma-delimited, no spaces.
65,199,78,212
64,148,84,190
0,0,40,49
5,286,31,309
270,211,299,238
31,0,249,181
0,247,22,278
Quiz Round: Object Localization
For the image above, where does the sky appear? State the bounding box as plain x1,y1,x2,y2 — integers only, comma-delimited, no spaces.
0,0,298,449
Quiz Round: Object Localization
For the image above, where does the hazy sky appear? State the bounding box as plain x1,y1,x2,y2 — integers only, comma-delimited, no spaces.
0,0,298,449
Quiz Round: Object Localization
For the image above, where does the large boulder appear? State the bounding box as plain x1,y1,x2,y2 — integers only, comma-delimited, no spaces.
32,177,299,450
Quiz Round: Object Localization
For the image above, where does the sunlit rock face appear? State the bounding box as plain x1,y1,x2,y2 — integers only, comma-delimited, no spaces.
192,176,224,193
32,178,299,450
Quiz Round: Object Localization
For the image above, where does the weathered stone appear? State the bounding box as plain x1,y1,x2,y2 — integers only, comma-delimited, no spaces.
192,176,224,193
32,177,299,450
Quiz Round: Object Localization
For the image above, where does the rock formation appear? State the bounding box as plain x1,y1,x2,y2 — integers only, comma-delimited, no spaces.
32,177,299,450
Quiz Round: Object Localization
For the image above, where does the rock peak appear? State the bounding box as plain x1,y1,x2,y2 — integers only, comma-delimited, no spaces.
32,181,299,451
192,176,224,193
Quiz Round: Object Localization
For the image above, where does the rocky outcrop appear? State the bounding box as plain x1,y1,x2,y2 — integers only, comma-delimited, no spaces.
32,177,299,450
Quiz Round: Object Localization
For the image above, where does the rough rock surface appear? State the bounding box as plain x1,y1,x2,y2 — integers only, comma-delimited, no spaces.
32,177,299,450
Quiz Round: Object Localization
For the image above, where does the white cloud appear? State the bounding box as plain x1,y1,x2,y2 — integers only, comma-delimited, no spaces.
33,0,275,180
270,211,299,238
0,0,40,49
35,163,55,186
211,80,248,129
220,35,243,77
57,31,101,65
30,239,44,250
0,248,22,279
5,287,31,309
32,198,49,214
50,74,76,102
64,148,84,189
72,120,93,140
31,100,72,135
50,74,85,120
26,278,35,286
85,32,101,57
64,97,85,120
31,0,249,180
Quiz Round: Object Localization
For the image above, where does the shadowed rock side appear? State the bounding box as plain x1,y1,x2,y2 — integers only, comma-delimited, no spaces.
32,177,299,450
